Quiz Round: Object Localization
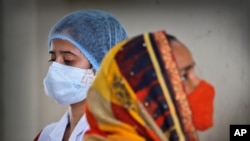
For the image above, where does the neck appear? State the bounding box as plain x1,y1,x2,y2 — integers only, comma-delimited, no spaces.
68,100,86,132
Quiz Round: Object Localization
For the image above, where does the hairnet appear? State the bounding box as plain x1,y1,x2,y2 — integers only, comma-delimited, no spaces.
48,9,128,70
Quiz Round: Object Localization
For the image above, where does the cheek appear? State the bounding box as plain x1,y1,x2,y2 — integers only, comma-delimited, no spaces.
71,55,91,69
80,60,92,69
183,81,194,94
183,71,201,94
78,54,92,69
73,61,90,69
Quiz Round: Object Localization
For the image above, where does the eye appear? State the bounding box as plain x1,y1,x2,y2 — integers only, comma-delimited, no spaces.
64,60,74,65
48,53,56,62
48,59,55,62
181,73,188,81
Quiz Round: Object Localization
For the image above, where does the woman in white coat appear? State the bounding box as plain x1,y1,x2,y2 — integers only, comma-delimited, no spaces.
34,9,128,141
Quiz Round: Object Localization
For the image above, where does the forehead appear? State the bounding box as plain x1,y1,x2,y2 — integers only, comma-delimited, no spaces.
50,39,79,52
170,40,194,69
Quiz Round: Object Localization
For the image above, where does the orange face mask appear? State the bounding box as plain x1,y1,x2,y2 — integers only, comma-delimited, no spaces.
187,80,215,131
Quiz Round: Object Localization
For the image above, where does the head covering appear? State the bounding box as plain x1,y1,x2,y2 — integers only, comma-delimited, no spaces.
48,9,128,70
84,31,199,141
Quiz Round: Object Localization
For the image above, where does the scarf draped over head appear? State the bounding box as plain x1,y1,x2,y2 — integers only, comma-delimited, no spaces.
84,31,199,141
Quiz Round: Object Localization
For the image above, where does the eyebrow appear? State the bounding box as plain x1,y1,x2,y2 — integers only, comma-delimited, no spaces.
49,50,77,56
180,62,196,72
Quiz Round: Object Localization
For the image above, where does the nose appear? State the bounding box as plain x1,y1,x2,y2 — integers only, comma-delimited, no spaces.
54,56,64,65
184,73,201,94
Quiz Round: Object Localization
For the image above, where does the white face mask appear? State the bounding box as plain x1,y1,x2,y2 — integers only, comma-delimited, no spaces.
43,62,95,105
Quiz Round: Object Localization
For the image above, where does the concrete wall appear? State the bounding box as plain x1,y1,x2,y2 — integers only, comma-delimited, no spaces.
2,0,250,140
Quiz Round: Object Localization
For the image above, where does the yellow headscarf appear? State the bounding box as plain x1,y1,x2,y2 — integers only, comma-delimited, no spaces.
84,31,198,141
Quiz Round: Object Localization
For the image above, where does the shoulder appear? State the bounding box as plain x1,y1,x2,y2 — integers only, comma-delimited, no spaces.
37,122,57,141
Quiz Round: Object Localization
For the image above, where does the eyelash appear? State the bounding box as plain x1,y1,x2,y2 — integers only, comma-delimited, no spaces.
181,74,188,81
48,59,54,62
47,59,74,65
64,60,74,65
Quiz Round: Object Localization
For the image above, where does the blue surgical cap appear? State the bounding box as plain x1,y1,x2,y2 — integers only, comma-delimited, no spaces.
48,9,128,70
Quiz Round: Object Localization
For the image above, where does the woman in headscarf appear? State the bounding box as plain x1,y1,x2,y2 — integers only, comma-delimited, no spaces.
83,30,215,141
34,9,128,141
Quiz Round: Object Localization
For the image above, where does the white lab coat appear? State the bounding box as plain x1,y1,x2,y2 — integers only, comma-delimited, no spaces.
38,112,89,141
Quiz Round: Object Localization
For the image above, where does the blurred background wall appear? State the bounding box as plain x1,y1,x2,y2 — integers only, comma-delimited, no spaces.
0,0,4,140
1,0,250,140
